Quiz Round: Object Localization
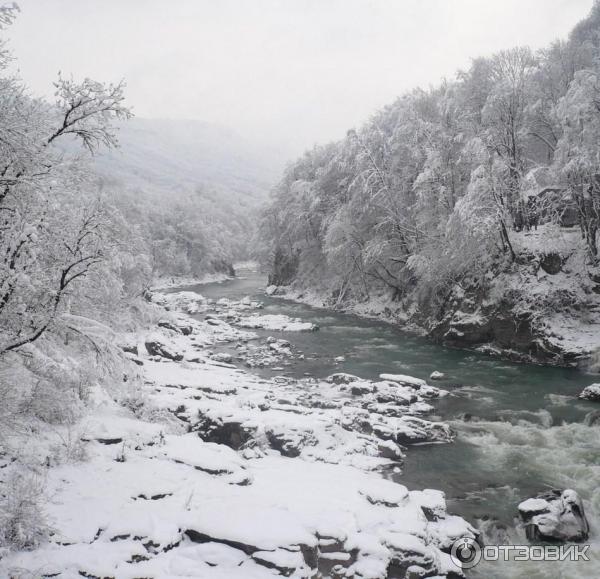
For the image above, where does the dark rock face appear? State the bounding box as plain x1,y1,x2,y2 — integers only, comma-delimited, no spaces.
268,247,299,286
539,252,563,275
81,437,123,445
518,489,589,543
144,340,183,361
121,344,138,356
427,289,573,366
178,324,193,336
210,260,236,278
185,529,258,555
195,415,254,450
158,320,181,333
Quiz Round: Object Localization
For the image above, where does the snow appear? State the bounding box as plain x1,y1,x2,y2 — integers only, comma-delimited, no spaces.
359,479,409,507
579,383,600,401
0,286,478,578
519,498,550,513
237,313,318,332
379,373,428,388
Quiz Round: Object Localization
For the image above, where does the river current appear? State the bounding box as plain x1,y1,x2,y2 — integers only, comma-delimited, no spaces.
175,269,600,579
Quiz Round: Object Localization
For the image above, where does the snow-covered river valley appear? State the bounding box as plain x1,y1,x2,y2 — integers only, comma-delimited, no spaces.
174,268,600,579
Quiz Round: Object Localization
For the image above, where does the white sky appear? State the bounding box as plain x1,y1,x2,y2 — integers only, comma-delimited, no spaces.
7,0,596,156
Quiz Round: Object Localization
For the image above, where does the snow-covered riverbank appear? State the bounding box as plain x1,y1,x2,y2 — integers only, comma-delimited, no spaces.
266,224,600,370
0,287,479,578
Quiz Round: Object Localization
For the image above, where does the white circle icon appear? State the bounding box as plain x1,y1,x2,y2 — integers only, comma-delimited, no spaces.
450,536,482,569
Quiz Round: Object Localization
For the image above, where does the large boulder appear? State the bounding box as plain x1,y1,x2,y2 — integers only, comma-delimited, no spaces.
579,384,600,402
195,415,254,450
144,338,183,361
539,252,564,275
518,489,589,543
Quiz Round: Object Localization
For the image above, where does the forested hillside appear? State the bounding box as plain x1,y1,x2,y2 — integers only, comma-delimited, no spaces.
92,118,276,278
259,2,600,366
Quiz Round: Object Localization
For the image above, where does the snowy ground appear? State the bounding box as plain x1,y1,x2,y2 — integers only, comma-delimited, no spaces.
0,289,479,579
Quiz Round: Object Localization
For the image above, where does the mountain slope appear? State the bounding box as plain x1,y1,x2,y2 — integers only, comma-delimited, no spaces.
95,117,279,200
92,118,281,273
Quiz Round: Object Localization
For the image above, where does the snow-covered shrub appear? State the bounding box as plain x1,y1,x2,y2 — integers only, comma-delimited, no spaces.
0,471,50,554
25,380,83,425
48,426,89,464
118,383,186,433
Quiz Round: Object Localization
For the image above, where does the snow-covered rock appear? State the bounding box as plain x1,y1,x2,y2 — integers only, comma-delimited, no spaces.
579,383,600,402
0,287,478,579
379,373,428,389
518,489,590,543
144,334,183,361
210,352,234,364
359,479,409,507
265,285,287,296
430,371,445,380
326,372,361,384
237,313,318,332
156,290,208,314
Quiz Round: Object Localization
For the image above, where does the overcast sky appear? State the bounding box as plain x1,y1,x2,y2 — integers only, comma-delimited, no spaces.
7,0,596,156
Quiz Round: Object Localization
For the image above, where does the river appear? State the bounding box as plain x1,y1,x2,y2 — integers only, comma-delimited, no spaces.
176,267,600,579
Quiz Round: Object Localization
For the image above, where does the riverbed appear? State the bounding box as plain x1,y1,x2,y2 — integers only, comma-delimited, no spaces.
173,268,600,579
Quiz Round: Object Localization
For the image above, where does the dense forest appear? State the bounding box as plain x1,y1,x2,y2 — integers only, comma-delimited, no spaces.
259,2,600,364
94,117,277,278
0,0,265,484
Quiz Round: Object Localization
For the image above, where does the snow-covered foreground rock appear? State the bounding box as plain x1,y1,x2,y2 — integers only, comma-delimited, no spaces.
0,290,478,579
518,489,590,543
